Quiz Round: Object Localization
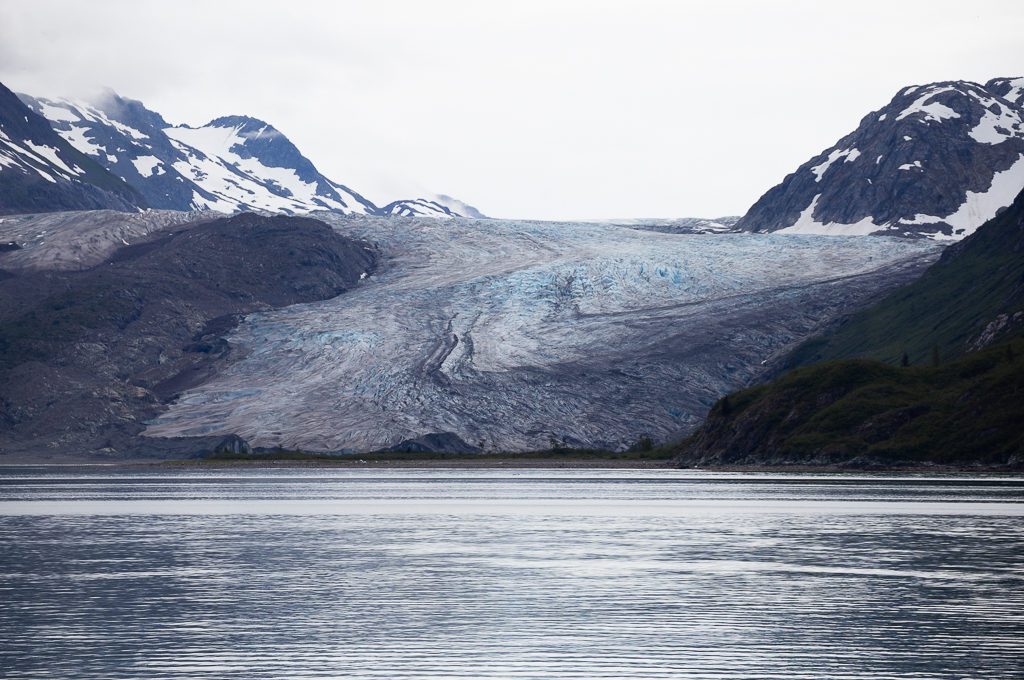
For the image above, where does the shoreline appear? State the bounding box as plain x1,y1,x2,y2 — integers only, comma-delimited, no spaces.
160,459,1021,474
158,456,675,470
2,456,1020,474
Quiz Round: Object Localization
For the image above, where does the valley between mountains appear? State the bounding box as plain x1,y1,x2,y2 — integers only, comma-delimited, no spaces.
2,75,1024,464
143,216,938,452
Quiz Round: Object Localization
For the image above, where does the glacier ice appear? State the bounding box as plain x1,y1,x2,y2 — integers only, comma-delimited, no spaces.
144,216,941,452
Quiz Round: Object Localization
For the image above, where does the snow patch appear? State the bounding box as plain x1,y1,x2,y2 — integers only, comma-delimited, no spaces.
936,153,1024,235
22,141,78,176
900,214,944,225
38,103,80,122
896,87,961,123
895,154,1024,238
996,77,1024,106
898,161,923,170
777,195,887,236
60,125,105,157
810,147,859,183
131,155,163,177
969,100,1024,144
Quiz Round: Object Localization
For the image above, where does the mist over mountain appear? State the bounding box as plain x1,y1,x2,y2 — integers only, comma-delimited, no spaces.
0,82,142,214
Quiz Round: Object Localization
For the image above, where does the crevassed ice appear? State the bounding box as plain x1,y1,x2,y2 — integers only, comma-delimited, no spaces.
145,217,939,452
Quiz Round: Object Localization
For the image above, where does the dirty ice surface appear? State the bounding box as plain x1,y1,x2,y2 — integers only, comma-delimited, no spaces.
146,216,940,452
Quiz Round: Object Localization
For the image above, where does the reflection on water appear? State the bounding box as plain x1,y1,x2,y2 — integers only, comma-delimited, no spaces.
1,467,1022,679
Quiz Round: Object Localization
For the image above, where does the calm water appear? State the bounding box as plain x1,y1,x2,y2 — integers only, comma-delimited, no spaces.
0,467,1022,679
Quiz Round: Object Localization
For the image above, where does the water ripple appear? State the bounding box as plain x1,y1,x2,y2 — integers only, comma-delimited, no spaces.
0,468,1021,679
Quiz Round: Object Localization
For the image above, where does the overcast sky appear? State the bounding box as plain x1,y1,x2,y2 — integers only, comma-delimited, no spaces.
1,1,1021,219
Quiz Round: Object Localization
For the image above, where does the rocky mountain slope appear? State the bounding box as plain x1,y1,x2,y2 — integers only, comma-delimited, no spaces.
0,83,143,214
737,78,1024,239
0,209,212,270
20,92,378,215
0,213,376,458
674,190,1024,469
162,115,377,214
14,86,482,218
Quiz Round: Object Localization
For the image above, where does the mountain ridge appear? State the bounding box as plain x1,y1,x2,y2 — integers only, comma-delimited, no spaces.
12,86,482,218
0,82,143,214
736,77,1024,240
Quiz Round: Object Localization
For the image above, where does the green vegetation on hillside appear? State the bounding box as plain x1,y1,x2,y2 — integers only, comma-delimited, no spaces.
678,339,1024,467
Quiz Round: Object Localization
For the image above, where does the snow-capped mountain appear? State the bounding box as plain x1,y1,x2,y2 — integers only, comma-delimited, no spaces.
20,92,377,215
0,82,142,214
19,90,196,211
737,78,1024,239
380,195,488,219
163,116,377,215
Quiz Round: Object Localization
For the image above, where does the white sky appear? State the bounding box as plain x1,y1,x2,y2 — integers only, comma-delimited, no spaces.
1,0,1021,219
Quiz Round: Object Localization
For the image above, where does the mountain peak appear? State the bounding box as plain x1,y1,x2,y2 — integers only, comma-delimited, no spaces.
736,77,1024,239
203,114,275,132
0,82,143,214
8,81,488,219
380,196,488,219
985,76,1024,107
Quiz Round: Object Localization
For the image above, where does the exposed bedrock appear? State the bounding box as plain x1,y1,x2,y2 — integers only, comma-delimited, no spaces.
0,212,376,458
145,216,941,452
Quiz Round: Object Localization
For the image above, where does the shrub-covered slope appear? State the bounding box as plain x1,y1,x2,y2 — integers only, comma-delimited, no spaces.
674,345,1024,468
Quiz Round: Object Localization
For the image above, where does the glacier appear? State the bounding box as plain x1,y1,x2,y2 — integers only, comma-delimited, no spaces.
143,216,941,452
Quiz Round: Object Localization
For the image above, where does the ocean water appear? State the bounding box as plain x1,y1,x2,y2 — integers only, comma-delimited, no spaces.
0,467,1021,679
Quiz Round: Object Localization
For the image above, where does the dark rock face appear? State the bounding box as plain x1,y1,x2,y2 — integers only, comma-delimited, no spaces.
19,90,199,211
214,435,253,456
386,432,483,454
0,82,143,214
736,79,1024,239
0,212,376,459
985,77,1024,106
